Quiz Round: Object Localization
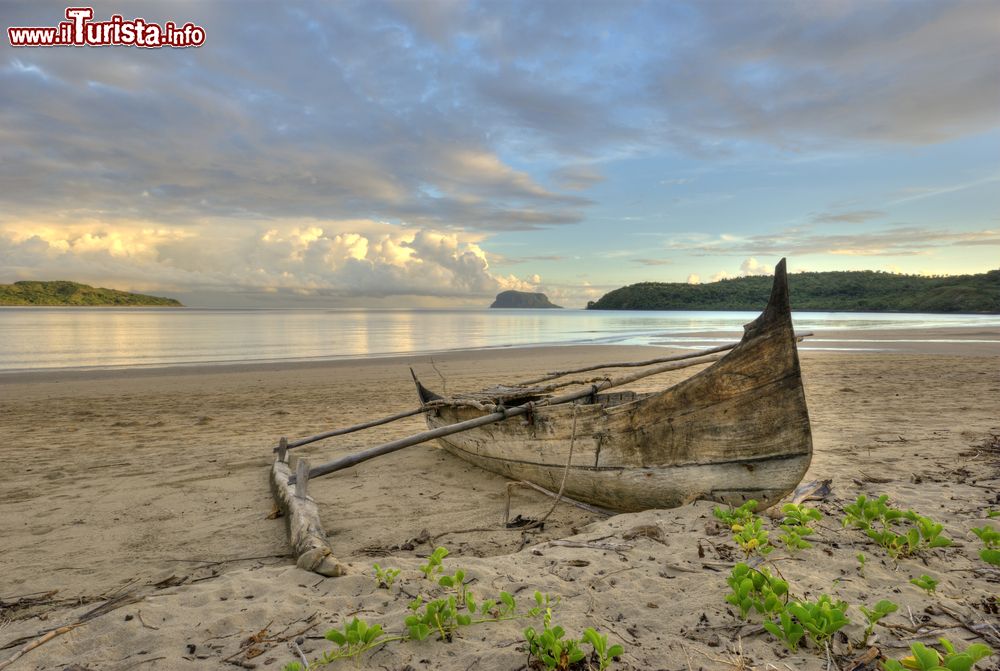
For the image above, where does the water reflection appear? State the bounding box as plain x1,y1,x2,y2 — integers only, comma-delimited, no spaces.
1,307,998,372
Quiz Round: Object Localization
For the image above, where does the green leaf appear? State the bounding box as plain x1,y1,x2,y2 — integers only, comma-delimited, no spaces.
875,600,899,616
911,643,941,670
607,644,624,657
979,549,1000,566
942,654,974,671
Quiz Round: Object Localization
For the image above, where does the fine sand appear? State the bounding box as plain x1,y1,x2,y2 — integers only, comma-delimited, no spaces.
1,338,998,670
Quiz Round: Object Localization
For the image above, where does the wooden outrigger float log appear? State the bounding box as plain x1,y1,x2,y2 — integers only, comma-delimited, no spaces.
271,258,812,572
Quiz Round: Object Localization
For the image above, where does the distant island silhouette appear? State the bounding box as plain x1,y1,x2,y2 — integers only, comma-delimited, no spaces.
0,280,183,306
490,290,562,309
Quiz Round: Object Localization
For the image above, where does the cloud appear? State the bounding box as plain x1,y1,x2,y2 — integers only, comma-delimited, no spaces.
1,1,998,303
686,273,700,284
811,210,884,224
630,258,672,266
550,164,605,191
709,257,774,282
666,227,1000,257
643,1,1000,147
0,218,540,301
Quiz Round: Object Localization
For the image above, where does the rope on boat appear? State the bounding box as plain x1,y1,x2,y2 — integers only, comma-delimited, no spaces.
520,404,578,532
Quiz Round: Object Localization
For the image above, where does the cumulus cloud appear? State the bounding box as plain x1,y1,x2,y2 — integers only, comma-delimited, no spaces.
686,273,700,284
0,219,540,302
709,257,775,282
1,1,998,303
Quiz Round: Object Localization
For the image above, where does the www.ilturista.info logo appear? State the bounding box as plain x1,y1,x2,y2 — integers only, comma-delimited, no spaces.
8,7,205,48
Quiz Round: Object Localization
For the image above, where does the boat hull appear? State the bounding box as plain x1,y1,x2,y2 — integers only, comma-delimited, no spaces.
419,259,812,512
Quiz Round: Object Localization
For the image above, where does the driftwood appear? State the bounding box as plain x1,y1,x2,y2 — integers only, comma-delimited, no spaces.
0,624,82,670
289,352,725,485
269,458,346,577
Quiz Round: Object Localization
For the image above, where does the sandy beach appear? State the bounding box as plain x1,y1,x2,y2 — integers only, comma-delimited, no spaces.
1,336,998,670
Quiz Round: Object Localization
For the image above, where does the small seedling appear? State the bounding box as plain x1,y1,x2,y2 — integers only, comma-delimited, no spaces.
856,552,867,576
764,610,805,651
725,563,788,620
786,595,850,649
972,525,1000,566
524,607,586,670
420,546,449,579
843,494,896,530
732,516,774,557
858,599,898,646
882,638,993,671
438,567,471,606
909,574,938,595
776,503,821,554
713,499,759,527
843,495,952,560
406,595,468,642
314,617,399,664
372,563,401,589
582,627,624,671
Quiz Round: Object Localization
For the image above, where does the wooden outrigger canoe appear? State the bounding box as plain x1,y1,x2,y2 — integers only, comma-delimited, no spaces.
273,258,812,573
411,258,812,512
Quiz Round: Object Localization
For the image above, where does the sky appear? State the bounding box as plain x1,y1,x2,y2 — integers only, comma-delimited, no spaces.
1,0,998,308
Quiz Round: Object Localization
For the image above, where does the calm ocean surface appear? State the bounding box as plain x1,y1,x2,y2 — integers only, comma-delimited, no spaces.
1,307,999,373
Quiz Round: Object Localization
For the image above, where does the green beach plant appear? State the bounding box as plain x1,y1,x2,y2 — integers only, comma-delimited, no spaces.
909,574,938,595
764,611,805,651
785,595,850,650
842,495,951,559
725,563,788,620
882,639,993,671
372,563,401,589
420,546,449,579
713,499,759,527
859,599,898,646
971,524,1000,566
582,627,625,671
778,502,822,552
523,605,585,671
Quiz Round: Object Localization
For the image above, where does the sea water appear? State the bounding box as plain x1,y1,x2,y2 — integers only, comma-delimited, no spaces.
1,307,998,372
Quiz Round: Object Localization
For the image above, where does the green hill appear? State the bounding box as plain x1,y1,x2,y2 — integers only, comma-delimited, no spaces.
586,269,1000,313
0,280,182,306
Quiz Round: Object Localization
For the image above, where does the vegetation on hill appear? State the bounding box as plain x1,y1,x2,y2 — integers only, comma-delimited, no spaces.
0,280,182,306
586,269,1000,313
490,290,562,309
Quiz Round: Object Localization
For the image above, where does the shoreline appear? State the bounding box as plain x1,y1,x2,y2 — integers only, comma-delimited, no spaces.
2,324,997,382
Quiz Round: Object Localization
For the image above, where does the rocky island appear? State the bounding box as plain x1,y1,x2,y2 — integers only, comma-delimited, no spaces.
489,290,562,309
0,280,183,306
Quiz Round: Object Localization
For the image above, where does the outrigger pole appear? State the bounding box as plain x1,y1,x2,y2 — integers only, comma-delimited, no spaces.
276,332,811,455
286,351,726,485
